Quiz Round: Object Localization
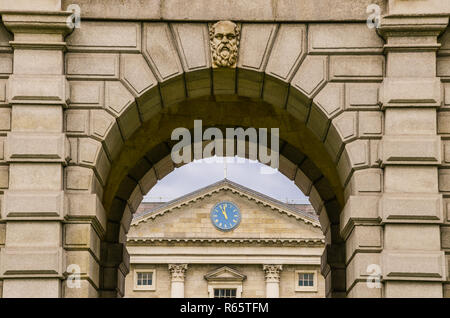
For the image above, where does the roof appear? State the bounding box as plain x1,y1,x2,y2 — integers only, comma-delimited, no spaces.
132,178,320,228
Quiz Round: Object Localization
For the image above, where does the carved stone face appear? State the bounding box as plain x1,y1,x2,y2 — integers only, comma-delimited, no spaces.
210,21,240,68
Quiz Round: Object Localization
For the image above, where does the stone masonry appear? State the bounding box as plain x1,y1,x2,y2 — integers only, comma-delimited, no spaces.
0,0,449,297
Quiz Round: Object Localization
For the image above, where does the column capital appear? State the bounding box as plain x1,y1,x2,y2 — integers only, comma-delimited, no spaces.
168,264,188,282
263,264,283,283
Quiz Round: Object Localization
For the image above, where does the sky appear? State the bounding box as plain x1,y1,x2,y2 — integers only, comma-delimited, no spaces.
144,156,310,204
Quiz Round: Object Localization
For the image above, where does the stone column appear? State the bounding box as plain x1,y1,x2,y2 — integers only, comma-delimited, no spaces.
0,1,72,298
168,264,188,298
263,265,282,298
376,15,449,297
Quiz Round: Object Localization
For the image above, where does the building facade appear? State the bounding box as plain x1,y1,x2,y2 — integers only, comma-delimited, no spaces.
125,180,325,298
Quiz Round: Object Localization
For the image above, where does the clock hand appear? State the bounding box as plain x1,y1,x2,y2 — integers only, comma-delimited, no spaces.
221,206,228,220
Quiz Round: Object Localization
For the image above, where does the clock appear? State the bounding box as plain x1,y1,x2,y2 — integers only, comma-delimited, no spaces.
210,201,241,231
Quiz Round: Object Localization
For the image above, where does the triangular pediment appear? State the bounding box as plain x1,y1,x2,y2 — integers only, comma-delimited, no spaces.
127,179,325,244
132,179,319,228
204,266,246,282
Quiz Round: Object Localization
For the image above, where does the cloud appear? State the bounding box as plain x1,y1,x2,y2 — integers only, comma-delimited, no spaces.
144,157,309,204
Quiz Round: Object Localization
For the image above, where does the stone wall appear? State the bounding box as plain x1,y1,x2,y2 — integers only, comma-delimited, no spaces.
0,0,449,298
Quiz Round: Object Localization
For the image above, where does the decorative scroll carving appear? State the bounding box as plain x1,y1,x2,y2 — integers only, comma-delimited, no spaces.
209,20,240,68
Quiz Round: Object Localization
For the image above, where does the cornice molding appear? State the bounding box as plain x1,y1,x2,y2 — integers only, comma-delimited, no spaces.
127,237,325,246
1,10,73,36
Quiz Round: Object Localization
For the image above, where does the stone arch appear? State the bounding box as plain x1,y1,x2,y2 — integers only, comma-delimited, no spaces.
63,22,384,297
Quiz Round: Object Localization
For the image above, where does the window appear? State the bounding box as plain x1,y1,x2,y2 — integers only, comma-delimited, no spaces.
134,269,156,291
214,288,237,298
137,272,153,286
295,270,318,292
298,273,314,287
205,266,245,298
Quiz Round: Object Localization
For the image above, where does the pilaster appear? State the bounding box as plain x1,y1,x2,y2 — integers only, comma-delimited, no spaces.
375,14,449,298
0,4,73,297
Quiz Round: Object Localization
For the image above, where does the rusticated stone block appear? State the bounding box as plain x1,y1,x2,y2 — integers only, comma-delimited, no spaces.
346,226,382,262
9,163,62,191
324,111,357,161
294,168,312,196
291,55,327,98
78,138,111,186
0,165,8,189
237,23,276,97
6,132,67,163
359,111,382,138
440,226,450,250
380,135,441,166
385,166,438,194
143,23,183,82
0,79,8,105
347,282,382,298
128,185,143,214
345,169,382,199
439,169,450,193
3,191,66,218
346,253,381,290
380,77,441,108
0,223,5,245
65,110,88,136
104,81,140,140
69,81,104,108
138,168,157,194
66,53,119,79
308,23,384,54
385,281,443,298
90,110,123,161
64,223,101,260
385,108,436,135
330,55,384,81
8,75,69,105
345,83,380,111
65,166,103,197
66,251,100,288
384,224,441,251
120,53,158,97
340,195,380,239
382,250,446,281
63,279,98,298
380,194,443,223
1,247,64,275
265,24,306,82
66,194,107,235
67,21,141,52
2,278,60,298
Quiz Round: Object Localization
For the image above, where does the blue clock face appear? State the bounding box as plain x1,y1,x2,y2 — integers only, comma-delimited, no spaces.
210,201,241,231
